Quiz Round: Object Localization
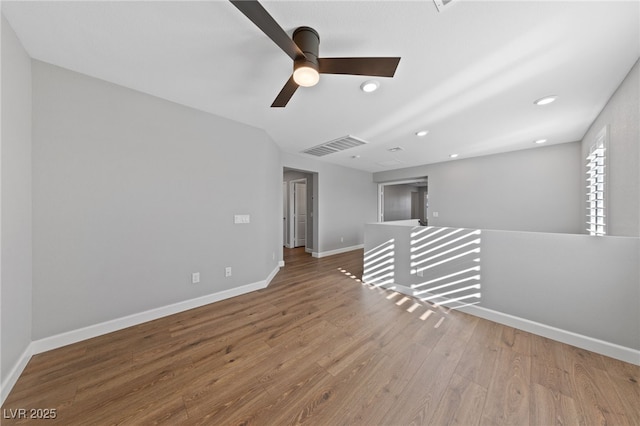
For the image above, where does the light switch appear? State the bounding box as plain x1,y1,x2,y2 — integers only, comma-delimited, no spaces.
234,214,250,224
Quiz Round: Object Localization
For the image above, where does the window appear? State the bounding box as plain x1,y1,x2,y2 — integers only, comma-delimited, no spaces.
586,126,608,236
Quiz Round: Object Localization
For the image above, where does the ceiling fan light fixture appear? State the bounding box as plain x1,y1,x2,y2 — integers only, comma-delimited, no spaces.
293,65,319,87
231,3,400,107
534,139,547,144
415,130,429,137
360,80,380,93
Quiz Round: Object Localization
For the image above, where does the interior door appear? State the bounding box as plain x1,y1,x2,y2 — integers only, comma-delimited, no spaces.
283,182,287,246
294,182,307,248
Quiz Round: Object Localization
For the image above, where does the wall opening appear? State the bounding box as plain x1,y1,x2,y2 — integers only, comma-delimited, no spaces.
378,178,428,224
283,168,318,254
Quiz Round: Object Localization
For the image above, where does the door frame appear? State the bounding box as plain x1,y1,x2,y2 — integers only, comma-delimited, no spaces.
289,178,307,248
283,182,288,247
378,178,428,222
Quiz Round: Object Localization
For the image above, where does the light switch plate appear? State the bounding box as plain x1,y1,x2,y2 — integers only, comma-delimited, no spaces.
234,214,250,224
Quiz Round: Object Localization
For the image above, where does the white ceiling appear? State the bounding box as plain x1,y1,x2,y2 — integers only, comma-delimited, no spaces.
3,0,639,172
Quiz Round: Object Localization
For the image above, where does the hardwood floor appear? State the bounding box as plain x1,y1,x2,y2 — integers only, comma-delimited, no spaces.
3,247,639,425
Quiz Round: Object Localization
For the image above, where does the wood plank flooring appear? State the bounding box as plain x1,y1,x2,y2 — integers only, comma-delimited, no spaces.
3,247,639,425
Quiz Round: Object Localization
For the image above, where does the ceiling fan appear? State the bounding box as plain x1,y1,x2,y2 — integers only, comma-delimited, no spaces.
230,0,401,107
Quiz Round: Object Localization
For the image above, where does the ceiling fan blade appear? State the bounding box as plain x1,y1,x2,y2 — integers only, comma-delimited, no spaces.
319,57,401,77
271,76,299,107
230,0,304,61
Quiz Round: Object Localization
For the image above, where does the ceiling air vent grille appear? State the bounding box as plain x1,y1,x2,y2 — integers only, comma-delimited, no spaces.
302,135,368,157
433,0,454,12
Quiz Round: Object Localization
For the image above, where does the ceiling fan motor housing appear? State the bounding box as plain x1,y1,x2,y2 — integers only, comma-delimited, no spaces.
230,0,400,106
293,26,320,72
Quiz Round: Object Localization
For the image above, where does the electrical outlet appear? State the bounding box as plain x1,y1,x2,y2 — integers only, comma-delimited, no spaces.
340,237,344,243
433,212,439,217
225,267,232,277
191,272,200,284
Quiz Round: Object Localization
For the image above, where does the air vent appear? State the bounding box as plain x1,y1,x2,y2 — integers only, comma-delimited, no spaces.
302,135,368,157
433,0,454,12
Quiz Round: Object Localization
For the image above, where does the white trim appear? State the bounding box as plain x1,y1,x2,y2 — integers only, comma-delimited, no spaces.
31,270,278,355
378,183,384,222
378,178,428,222
312,244,364,258
1,265,282,405
283,181,288,246
380,283,640,366
305,247,313,254
1,345,33,404
289,178,307,248
461,304,640,365
264,265,281,285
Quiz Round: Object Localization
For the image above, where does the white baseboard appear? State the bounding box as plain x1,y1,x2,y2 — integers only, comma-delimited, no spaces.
265,264,281,286
31,267,280,355
461,304,640,365
1,265,282,405
1,345,33,404
305,247,312,254
380,283,640,366
312,244,364,258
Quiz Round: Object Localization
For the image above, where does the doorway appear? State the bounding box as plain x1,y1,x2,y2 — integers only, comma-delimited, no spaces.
290,179,307,248
283,168,317,252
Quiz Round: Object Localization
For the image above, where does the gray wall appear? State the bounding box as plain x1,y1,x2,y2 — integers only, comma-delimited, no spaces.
1,16,33,390
581,59,639,237
481,230,639,351
383,184,414,221
364,223,640,357
374,142,582,234
282,152,377,254
32,61,281,339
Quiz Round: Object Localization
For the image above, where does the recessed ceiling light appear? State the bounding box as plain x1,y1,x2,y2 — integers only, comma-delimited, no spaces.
534,139,547,144
534,95,557,106
415,130,429,137
351,155,361,159
449,153,459,158
360,80,380,93
388,147,404,152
